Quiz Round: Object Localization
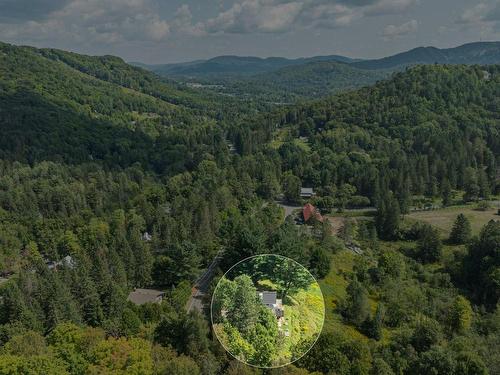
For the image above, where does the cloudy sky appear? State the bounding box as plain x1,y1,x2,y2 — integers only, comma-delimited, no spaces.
0,0,499,63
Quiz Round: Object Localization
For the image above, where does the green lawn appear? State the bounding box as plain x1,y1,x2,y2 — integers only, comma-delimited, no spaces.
406,204,499,236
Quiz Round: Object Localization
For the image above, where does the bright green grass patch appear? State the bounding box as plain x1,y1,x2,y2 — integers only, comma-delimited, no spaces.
319,251,368,340
406,204,499,236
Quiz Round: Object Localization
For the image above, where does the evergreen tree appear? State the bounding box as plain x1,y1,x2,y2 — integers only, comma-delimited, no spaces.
282,171,301,203
478,169,490,199
463,220,500,306
366,303,385,340
449,214,471,244
309,247,331,279
375,191,400,240
463,168,480,202
416,224,442,263
343,278,370,327
441,178,452,207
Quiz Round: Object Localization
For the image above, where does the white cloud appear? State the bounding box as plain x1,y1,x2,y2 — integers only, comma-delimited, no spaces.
382,19,418,38
457,3,490,25
196,0,418,35
199,0,304,34
365,0,418,16
456,2,500,33
0,0,171,44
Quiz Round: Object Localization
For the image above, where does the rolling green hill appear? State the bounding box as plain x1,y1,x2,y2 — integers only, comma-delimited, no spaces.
0,42,236,170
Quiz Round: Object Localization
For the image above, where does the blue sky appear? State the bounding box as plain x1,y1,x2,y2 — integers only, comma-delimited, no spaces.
0,0,499,63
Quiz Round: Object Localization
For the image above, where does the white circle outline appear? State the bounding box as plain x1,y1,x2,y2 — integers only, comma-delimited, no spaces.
210,253,326,369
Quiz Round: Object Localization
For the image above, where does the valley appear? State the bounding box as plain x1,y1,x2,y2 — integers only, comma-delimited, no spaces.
0,40,498,375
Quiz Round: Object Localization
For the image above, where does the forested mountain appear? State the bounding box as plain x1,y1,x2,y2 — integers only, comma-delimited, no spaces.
0,41,258,169
232,64,499,204
137,54,360,78
141,42,500,103
0,41,499,375
352,41,500,70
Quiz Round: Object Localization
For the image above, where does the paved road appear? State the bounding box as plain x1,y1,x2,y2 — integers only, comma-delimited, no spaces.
275,200,302,218
186,249,225,313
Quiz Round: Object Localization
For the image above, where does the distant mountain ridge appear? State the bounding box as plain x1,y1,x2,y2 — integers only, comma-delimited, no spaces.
136,42,500,78
352,42,500,69
129,41,500,103
135,54,361,77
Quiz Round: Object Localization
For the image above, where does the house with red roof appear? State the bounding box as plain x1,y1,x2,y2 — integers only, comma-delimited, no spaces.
302,203,324,223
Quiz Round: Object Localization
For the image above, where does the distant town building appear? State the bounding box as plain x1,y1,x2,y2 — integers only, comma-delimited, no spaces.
302,203,324,223
300,187,315,199
127,288,165,305
258,291,284,318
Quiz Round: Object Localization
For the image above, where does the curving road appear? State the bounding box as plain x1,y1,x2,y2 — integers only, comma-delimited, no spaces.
186,249,225,313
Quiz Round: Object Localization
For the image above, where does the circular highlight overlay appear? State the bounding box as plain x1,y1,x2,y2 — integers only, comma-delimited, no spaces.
211,254,325,368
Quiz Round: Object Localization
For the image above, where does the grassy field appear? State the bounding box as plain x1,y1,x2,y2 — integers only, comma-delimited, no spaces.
319,250,370,341
406,204,499,236
288,282,325,338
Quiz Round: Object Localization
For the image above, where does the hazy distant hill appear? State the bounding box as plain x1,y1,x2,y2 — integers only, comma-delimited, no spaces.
135,42,500,102
352,42,500,70
136,42,500,80
216,60,391,102
137,54,361,78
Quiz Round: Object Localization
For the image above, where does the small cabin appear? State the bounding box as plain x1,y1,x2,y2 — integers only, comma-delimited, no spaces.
258,291,284,318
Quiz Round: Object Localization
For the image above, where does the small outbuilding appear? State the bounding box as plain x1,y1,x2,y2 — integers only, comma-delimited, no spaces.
300,187,315,199
127,288,165,305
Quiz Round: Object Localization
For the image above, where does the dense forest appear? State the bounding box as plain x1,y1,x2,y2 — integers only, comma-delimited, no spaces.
0,41,499,374
170,61,391,103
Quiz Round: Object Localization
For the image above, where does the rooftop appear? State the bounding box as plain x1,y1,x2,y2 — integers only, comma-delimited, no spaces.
260,291,277,305
303,203,324,223
127,288,165,305
300,187,314,196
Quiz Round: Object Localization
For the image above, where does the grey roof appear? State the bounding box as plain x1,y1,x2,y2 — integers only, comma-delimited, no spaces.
300,187,314,195
127,288,165,305
261,291,277,305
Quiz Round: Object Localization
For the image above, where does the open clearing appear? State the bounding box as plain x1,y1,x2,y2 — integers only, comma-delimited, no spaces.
406,205,499,236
